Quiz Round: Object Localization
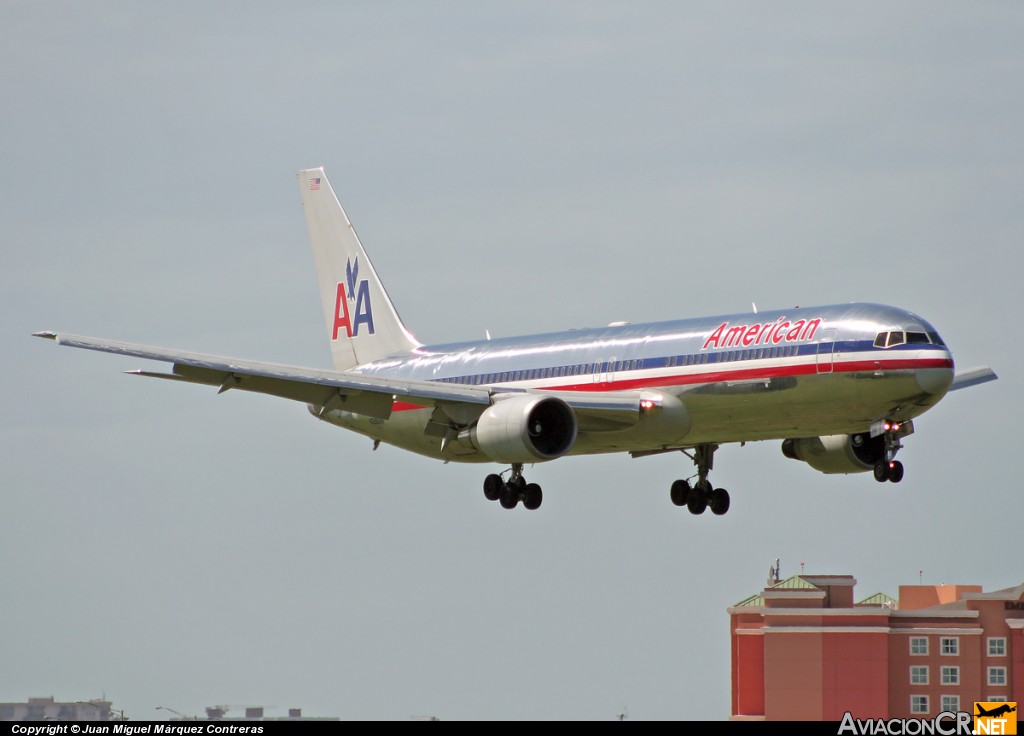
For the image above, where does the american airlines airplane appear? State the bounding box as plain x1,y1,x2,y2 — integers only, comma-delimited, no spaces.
35,168,997,514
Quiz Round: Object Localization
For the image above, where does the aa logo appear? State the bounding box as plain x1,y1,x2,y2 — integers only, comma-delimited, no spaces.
332,257,375,339
974,702,1017,735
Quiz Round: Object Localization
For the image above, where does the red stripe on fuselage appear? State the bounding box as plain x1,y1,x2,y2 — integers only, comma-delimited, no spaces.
544,356,952,392
387,356,953,411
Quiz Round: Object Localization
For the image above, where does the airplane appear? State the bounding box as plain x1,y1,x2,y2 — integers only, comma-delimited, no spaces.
34,167,998,514
976,704,1016,718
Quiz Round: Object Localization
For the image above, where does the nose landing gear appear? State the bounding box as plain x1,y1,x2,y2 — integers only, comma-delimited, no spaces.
873,419,908,483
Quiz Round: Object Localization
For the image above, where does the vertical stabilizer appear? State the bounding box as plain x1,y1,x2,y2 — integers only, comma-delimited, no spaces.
298,167,420,370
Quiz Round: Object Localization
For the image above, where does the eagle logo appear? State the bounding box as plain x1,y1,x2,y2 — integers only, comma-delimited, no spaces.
346,257,360,302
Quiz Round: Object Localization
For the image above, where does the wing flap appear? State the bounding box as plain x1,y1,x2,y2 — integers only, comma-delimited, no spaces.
38,332,652,430
37,332,490,418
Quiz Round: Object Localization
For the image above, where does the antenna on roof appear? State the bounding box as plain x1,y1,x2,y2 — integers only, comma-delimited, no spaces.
752,302,758,314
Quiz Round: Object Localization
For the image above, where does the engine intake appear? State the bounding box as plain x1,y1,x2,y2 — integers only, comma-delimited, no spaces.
465,395,577,463
781,433,885,474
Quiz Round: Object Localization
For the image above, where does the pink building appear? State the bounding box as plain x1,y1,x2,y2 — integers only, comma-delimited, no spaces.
729,573,1023,720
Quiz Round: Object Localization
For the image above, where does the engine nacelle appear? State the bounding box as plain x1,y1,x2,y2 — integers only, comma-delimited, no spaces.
464,395,577,464
781,433,885,474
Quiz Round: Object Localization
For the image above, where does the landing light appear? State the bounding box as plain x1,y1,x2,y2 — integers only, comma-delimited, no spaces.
640,399,656,412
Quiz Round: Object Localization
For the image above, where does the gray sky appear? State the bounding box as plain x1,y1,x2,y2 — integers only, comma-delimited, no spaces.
3,1,1020,721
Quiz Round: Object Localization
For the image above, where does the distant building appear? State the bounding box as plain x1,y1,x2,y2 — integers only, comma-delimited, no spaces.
729,574,1023,720
0,696,123,721
164,706,338,721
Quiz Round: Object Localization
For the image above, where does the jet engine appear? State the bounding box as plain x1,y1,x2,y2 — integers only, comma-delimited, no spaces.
781,433,885,474
464,395,577,464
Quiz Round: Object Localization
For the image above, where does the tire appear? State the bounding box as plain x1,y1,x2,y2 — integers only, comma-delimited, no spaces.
499,484,520,509
710,488,731,516
670,479,690,507
873,462,889,482
888,461,904,483
523,483,543,510
483,474,503,501
687,484,708,515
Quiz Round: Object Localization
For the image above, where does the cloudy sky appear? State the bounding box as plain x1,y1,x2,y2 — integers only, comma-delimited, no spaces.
2,1,1020,721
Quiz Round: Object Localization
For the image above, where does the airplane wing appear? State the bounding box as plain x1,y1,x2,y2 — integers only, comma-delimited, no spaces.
950,366,998,391
33,332,646,429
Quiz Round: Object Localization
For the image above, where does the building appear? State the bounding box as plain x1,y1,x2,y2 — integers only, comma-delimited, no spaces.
729,573,1023,720
163,705,338,721
0,696,124,721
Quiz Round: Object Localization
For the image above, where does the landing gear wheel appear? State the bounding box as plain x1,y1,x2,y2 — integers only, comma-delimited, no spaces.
522,483,543,510
887,461,904,483
499,484,520,509
873,462,890,483
483,474,503,501
670,479,691,507
710,488,731,516
687,483,708,515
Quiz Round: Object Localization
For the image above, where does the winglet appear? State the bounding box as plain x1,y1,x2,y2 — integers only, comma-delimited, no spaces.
33,331,57,340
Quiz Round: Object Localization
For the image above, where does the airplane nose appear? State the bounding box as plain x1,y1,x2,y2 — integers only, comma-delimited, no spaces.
916,365,954,396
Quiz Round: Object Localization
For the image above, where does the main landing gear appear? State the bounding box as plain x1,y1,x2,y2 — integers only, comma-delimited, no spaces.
483,463,543,511
668,444,731,516
873,421,906,484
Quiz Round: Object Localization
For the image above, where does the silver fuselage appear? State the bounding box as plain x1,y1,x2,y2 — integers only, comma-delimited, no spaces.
317,302,954,462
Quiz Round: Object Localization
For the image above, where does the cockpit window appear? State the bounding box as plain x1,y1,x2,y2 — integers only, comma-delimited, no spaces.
873,330,943,348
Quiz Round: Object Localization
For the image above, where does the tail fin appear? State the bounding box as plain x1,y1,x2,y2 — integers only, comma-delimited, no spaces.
298,167,420,370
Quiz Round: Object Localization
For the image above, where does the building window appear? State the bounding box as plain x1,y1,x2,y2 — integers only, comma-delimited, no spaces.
940,637,959,655
988,667,1007,686
988,696,1008,703
910,637,929,655
941,666,959,685
911,695,929,715
941,696,960,712
910,666,929,685
987,638,1006,657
